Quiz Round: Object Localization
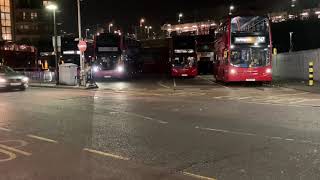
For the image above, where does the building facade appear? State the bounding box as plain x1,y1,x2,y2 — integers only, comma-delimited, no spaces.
0,0,13,41
13,0,56,45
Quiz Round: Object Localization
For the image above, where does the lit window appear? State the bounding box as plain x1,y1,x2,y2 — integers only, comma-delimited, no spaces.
31,12,37,20
0,0,12,40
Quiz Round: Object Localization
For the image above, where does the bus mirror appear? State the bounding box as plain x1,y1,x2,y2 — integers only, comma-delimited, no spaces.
273,48,277,55
224,50,228,59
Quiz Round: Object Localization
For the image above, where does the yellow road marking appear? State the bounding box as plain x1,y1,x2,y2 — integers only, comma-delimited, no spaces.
0,127,11,132
0,148,17,162
183,172,217,180
0,144,31,156
83,148,129,161
27,135,58,144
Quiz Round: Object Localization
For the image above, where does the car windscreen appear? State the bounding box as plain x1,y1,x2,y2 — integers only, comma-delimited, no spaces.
0,66,16,74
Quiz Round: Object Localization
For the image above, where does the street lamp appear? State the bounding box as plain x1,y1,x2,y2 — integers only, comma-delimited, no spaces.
108,23,113,33
46,3,59,85
145,26,152,39
178,13,183,23
140,18,145,27
229,5,235,15
85,28,90,39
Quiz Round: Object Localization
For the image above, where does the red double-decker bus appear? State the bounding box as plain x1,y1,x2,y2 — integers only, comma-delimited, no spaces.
169,36,197,78
93,33,142,79
213,15,272,83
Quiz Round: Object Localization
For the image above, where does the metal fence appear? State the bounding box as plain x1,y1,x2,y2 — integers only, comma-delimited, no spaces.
20,71,56,83
272,48,320,81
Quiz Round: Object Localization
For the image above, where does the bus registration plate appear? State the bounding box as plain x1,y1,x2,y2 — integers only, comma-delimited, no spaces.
246,79,256,82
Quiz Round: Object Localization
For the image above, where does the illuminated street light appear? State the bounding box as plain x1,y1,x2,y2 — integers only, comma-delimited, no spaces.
229,5,235,15
46,3,59,85
178,13,183,23
46,4,58,10
140,18,145,27
108,23,113,33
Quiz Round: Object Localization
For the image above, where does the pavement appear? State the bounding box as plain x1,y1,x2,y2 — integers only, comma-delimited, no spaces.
1,75,320,180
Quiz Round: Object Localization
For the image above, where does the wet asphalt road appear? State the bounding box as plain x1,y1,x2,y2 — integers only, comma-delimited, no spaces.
1,76,320,180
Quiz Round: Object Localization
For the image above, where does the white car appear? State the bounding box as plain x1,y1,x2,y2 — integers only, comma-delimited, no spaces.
0,66,29,91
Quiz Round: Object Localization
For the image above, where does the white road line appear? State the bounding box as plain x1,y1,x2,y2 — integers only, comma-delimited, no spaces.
197,126,320,146
157,81,171,89
27,134,58,143
183,172,217,180
0,144,31,156
270,92,309,97
0,127,11,132
120,111,169,124
173,78,177,88
83,148,129,161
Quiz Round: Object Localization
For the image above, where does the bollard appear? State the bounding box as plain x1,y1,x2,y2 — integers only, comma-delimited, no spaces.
309,61,314,86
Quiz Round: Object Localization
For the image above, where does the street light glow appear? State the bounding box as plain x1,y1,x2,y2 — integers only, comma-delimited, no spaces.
46,4,58,11
109,23,113,27
230,5,235,11
140,18,145,23
179,13,183,18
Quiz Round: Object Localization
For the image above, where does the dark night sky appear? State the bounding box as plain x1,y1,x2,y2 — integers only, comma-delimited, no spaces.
59,0,320,34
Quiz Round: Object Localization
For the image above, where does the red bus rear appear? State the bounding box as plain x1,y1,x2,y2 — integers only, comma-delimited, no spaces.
213,15,272,82
170,36,197,78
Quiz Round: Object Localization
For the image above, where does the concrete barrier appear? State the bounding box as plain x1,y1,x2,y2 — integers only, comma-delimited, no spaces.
272,48,320,81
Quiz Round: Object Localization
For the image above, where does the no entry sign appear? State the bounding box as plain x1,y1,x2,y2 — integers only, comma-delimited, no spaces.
78,40,87,52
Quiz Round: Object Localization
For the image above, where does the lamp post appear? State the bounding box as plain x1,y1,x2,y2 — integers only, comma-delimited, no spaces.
108,23,113,33
46,3,59,85
140,18,145,27
77,0,85,86
85,28,90,39
229,5,235,15
178,13,183,24
145,26,152,39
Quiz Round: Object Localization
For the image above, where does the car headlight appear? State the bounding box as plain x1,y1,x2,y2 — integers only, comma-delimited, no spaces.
22,77,29,82
117,66,124,73
0,78,7,83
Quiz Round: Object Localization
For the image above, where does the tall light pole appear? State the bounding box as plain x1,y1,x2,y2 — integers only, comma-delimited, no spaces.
289,32,294,52
77,0,85,86
178,13,183,24
85,28,90,39
140,18,145,27
229,5,235,15
108,23,113,33
46,3,59,85
145,26,152,39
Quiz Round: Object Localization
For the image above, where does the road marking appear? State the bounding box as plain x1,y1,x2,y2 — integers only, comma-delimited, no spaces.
196,126,256,137
27,135,58,144
83,148,129,161
0,144,31,156
0,148,17,162
117,110,169,124
0,127,11,132
157,81,171,89
173,78,177,88
183,172,217,180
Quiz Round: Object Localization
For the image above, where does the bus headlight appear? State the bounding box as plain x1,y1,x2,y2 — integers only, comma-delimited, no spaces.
230,69,237,75
266,68,272,74
117,66,124,73
93,66,99,73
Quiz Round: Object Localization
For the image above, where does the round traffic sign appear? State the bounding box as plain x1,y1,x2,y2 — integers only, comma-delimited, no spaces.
78,40,87,52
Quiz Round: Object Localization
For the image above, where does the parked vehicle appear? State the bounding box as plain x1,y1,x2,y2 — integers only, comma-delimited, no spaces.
213,15,272,82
